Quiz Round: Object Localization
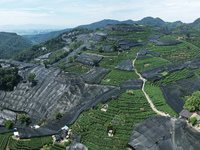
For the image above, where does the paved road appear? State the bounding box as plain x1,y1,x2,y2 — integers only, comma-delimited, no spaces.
132,53,170,117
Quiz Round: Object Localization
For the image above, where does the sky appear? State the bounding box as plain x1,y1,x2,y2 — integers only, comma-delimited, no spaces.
0,0,200,28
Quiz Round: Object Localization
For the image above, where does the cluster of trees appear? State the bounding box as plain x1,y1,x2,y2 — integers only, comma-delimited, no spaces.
184,91,200,112
4,120,13,129
18,114,31,124
0,67,20,91
13,36,65,62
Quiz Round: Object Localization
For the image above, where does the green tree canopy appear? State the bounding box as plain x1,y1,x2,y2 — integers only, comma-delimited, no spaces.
0,67,20,91
18,114,31,124
93,59,99,67
67,56,73,63
189,116,198,126
98,46,104,53
81,46,87,51
4,120,13,129
183,91,200,111
55,112,62,119
27,73,36,83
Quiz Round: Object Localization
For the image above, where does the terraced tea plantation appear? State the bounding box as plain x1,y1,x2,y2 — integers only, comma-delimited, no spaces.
0,132,13,150
8,136,53,150
71,90,157,149
1,23,200,150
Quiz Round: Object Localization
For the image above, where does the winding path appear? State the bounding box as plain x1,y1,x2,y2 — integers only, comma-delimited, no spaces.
132,53,170,117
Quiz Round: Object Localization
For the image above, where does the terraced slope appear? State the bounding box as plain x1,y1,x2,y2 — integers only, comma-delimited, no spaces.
1,24,200,150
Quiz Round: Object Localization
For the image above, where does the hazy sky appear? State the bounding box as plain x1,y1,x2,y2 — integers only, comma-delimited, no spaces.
0,0,199,28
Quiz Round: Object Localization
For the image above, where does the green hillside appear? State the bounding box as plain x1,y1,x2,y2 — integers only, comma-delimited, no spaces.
0,32,32,59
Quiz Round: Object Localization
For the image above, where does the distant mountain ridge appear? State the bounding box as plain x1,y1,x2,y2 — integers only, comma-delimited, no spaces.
22,17,200,44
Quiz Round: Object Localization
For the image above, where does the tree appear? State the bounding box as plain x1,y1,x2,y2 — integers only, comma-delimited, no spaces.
98,46,104,53
81,46,87,51
4,120,13,129
93,59,99,67
183,91,200,111
111,42,120,51
126,90,134,95
68,56,73,63
43,60,49,68
104,121,116,134
100,36,106,41
90,42,95,49
18,114,31,124
27,73,36,83
96,28,100,31
55,112,62,119
189,117,198,126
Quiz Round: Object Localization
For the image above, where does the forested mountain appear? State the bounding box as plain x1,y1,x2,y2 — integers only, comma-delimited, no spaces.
0,32,32,59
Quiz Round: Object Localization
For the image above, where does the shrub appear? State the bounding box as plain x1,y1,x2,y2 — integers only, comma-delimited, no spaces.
4,120,13,129
98,46,104,53
55,112,62,119
64,139,71,146
93,59,99,67
27,73,36,83
189,117,198,126
126,90,134,95
81,46,87,51
67,56,73,63
18,114,31,124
